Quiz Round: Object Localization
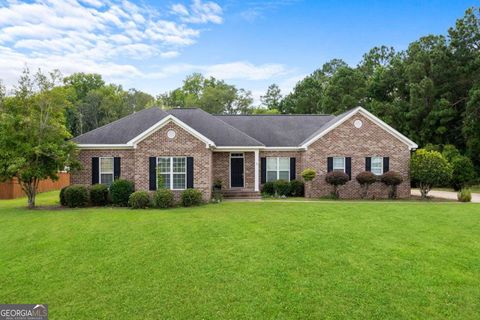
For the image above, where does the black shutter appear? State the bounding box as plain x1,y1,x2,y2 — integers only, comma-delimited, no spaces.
365,157,371,171
346,157,352,180
327,157,333,172
187,157,194,188
261,157,266,184
92,157,99,185
114,157,121,180
149,157,157,191
290,157,296,181
383,157,390,173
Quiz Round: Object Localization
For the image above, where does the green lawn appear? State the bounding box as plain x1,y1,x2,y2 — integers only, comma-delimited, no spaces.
1,192,479,319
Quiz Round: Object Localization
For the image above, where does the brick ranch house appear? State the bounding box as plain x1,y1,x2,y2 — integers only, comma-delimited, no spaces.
71,106,418,200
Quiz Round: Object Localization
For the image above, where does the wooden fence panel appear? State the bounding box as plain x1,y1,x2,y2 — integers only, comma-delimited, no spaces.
0,173,70,199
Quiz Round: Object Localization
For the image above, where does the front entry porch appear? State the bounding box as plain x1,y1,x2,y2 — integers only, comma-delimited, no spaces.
212,150,261,198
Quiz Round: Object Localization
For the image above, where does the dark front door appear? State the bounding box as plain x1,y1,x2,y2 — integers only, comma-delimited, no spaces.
230,156,244,187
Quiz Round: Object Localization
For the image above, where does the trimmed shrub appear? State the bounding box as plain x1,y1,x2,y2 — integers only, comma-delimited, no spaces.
128,191,151,209
356,171,377,199
273,179,290,197
381,171,403,199
110,179,135,206
59,186,68,206
262,181,275,195
211,189,223,203
325,171,349,199
90,184,109,206
301,168,317,181
153,189,175,208
181,188,203,207
411,149,452,198
450,156,475,191
457,189,472,202
64,185,89,208
289,180,305,197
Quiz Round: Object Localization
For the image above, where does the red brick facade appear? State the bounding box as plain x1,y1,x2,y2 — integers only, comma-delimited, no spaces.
72,111,412,200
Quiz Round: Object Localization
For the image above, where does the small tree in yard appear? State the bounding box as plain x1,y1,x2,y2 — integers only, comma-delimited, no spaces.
356,171,377,199
0,69,78,208
301,168,316,197
450,156,475,191
325,171,349,199
411,149,453,199
381,171,403,199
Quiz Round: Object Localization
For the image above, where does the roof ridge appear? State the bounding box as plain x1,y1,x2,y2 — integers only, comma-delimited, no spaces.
73,107,165,139
190,108,265,146
215,114,333,116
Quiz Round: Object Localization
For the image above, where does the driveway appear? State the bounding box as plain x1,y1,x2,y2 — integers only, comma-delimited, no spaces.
411,189,480,203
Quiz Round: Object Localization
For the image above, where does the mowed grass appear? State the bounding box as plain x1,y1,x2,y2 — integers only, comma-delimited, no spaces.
1,192,479,319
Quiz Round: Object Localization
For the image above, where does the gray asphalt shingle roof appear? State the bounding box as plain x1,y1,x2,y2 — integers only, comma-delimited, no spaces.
216,114,335,147
72,107,341,147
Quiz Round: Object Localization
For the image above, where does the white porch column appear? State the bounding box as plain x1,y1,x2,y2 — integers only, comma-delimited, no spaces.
254,149,260,191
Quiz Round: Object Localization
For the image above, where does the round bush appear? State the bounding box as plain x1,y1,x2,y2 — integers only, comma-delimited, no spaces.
181,188,203,207
289,180,304,197
64,185,89,208
356,171,377,199
381,171,403,186
381,171,403,199
325,171,349,198
90,184,109,206
153,189,175,208
59,186,68,206
450,156,475,191
356,171,377,185
262,181,275,195
273,179,290,196
110,179,135,206
128,191,151,209
325,171,350,186
301,168,317,181
457,189,472,202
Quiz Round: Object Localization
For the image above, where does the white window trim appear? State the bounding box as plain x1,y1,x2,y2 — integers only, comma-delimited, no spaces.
99,157,114,185
157,156,187,191
266,157,290,182
332,156,346,173
371,156,384,175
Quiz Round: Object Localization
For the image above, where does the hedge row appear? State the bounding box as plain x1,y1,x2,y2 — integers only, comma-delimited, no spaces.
261,179,304,197
60,179,204,208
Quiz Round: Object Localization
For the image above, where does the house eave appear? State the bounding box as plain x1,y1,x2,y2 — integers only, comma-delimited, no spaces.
76,144,134,150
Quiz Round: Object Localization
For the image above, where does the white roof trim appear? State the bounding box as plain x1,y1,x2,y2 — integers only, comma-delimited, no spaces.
127,114,216,148
301,106,418,150
77,144,133,149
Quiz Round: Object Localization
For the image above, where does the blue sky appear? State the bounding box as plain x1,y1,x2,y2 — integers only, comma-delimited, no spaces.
0,0,475,103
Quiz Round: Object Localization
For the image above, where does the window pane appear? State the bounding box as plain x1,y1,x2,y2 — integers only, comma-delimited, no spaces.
101,173,113,185
173,157,186,173
278,158,290,170
100,158,113,172
266,171,277,182
157,157,170,173
371,157,383,175
267,158,277,171
279,171,289,181
173,174,186,189
333,157,345,171
158,174,170,189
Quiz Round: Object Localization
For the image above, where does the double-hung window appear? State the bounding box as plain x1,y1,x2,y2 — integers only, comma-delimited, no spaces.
371,157,383,175
99,157,114,186
157,157,186,190
332,157,346,172
266,157,290,182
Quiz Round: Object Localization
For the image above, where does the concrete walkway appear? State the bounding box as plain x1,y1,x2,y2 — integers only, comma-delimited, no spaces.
411,189,480,203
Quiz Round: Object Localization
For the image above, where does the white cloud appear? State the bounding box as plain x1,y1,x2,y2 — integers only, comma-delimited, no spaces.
172,0,223,24
0,0,224,89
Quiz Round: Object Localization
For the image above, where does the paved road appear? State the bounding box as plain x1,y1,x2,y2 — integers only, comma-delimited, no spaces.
411,189,480,203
